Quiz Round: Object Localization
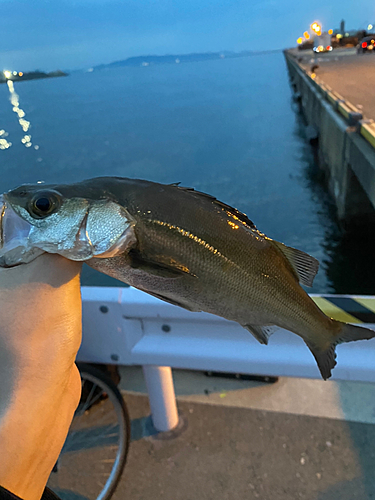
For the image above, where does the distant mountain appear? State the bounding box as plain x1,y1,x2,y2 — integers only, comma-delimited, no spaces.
89,49,280,71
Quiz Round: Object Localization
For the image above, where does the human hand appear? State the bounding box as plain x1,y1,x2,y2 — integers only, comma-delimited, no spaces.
0,254,83,500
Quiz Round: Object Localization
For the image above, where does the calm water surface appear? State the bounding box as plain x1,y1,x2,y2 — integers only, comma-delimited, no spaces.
0,53,372,293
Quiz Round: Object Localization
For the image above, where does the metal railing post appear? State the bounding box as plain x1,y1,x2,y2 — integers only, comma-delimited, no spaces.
142,365,179,432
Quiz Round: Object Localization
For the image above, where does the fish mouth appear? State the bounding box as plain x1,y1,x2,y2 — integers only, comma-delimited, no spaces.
0,195,43,267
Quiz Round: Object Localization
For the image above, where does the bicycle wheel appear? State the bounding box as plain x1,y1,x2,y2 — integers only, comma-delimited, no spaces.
47,363,131,500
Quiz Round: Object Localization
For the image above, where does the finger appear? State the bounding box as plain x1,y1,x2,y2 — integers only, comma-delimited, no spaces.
0,253,82,290
0,253,83,369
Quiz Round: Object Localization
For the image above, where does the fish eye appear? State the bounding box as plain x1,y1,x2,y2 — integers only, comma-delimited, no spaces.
29,190,61,218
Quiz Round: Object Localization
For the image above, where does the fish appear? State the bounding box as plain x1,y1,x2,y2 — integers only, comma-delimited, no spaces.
0,176,374,379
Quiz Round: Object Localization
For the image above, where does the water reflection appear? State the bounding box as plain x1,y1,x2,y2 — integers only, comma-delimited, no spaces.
0,129,11,150
5,80,39,150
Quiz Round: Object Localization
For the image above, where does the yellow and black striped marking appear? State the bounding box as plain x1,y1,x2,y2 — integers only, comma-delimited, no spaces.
312,296,375,324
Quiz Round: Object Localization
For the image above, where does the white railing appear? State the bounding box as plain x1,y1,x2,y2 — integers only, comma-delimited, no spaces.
78,286,375,431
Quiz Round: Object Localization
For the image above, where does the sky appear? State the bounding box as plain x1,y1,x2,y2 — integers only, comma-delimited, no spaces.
1,0,374,71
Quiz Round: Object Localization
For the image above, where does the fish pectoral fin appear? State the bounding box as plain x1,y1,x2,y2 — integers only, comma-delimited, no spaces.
128,249,194,279
145,291,201,312
272,241,319,287
244,324,276,345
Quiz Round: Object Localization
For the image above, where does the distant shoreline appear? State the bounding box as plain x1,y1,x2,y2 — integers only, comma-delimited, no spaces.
89,48,282,72
0,70,68,84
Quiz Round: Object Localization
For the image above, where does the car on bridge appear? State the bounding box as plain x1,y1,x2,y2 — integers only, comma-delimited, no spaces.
357,35,375,53
313,33,333,53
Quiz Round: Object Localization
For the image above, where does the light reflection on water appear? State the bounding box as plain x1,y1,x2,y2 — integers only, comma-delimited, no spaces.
0,129,11,150
4,80,39,150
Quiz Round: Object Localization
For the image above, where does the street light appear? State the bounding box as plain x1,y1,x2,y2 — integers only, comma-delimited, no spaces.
311,22,322,36
368,24,373,31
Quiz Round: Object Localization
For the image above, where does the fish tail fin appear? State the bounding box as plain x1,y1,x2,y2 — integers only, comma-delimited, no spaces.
334,321,375,345
306,322,375,380
305,342,337,380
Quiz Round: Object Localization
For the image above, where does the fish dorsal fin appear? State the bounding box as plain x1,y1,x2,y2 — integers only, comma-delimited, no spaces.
272,241,319,287
175,185,258,230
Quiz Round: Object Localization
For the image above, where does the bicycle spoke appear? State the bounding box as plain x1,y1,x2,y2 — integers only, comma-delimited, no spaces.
63,422,120,453
77,384,103,415
77,383,97,415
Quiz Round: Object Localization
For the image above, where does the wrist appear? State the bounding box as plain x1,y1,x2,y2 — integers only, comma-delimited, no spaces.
0,364,80,500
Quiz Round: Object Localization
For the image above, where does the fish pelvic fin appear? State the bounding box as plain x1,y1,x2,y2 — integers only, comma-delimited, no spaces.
244,324,276,345
272,241,319,287
306,322,375,380
144,290,201,312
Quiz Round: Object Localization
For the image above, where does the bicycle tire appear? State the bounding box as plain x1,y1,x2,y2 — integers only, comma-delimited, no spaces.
47,363,131,500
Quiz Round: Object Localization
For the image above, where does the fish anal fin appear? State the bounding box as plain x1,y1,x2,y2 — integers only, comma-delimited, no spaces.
244,324,276,345
273,241,319,287
305,341,337,380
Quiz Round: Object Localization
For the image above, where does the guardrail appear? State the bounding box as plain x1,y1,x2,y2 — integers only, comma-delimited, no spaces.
286,52,375,150
78,286,375,431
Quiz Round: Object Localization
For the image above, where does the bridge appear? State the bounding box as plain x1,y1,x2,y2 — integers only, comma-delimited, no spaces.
285,48,375,222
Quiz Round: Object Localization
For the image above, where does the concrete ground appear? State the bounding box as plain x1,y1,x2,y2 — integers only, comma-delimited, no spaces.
115,367,375,500
290,47,375,120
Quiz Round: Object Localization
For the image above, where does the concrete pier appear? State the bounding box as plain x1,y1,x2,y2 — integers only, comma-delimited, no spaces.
284,48,375,223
